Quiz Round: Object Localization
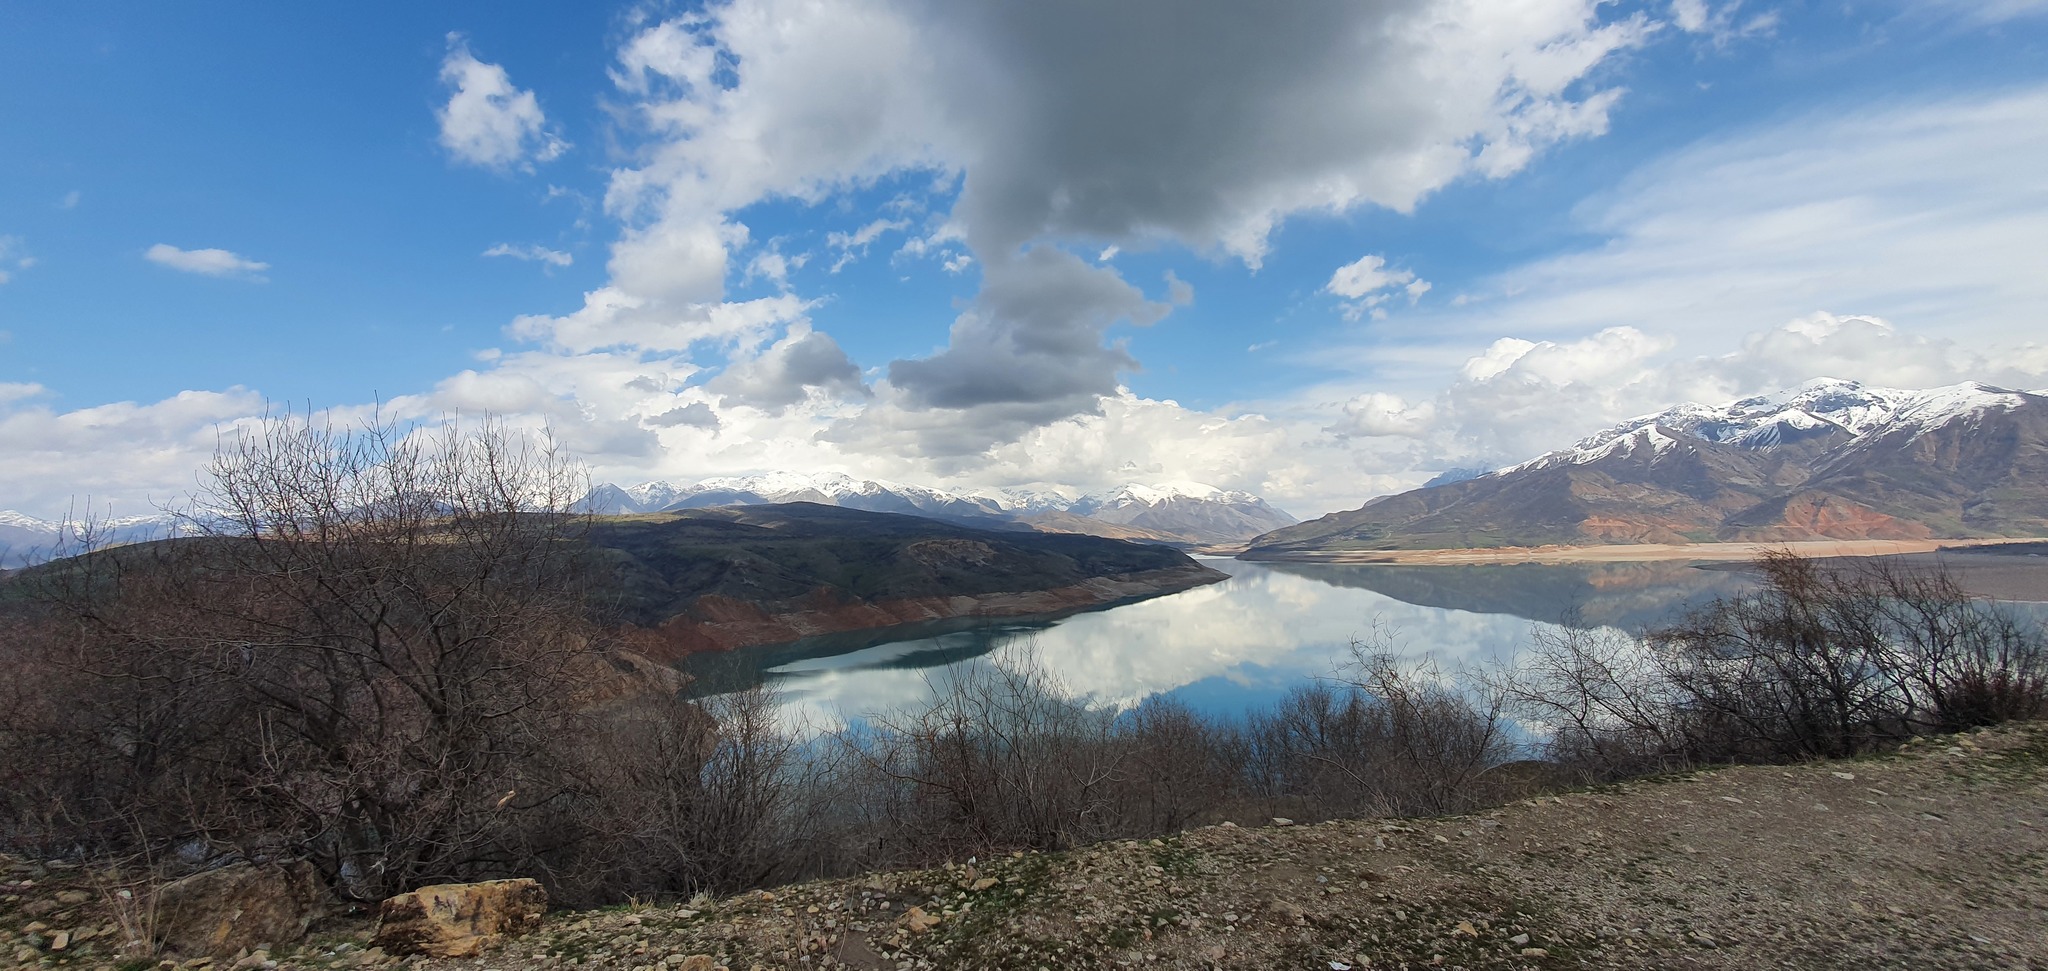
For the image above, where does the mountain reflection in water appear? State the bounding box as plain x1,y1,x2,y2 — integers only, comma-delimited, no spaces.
676,557,1753,726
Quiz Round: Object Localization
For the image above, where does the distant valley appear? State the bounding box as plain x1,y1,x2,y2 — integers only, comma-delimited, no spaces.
1248,379,2048,558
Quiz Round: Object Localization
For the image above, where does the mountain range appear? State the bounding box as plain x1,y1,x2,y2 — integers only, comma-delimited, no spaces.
579,473,1297,550
1246,379,2048,557
0,511,183,569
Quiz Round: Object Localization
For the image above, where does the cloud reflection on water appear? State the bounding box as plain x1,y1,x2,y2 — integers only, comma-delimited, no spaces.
687,558,1750,728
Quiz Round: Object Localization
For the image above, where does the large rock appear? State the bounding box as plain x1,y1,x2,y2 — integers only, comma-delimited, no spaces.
371,878,547,958
154,862,324,958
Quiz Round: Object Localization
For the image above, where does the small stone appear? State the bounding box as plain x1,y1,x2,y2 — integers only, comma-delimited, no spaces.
49,929,71,950
56,890,92,905
1509,933,1531,946
1831,771,1856,780
1271,818,1295,827
1718,796,1744,804
1218,821,1237,828
1452,920,1478,938
970,878,998,892
1521,947,1549,958
901,907,941,935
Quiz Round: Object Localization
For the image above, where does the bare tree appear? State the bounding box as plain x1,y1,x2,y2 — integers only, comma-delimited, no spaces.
6,411,619,900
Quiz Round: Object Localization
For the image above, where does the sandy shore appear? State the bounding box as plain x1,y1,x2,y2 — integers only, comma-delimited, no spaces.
1250,537,2048,565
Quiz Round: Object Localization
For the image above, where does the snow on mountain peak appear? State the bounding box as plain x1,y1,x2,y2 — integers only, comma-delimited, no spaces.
1484,379,2039,478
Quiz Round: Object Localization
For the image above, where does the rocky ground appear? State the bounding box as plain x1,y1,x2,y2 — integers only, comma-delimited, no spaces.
8,724,2047,971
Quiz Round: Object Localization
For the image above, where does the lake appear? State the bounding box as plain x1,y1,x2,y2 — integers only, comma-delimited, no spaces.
676,557,1760,726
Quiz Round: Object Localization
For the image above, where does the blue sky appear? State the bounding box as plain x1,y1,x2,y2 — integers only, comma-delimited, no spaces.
4,0,2047,520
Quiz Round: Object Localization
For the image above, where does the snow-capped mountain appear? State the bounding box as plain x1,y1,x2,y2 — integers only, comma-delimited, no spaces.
579,474,1296,548
0,511,182,568
1248,379,2048,555
1492,378,1948,477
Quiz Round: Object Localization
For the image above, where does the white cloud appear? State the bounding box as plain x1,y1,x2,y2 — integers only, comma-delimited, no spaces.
1669,0,1777,45
483,243,573,268
827,218,908,272
57,190,80,210
744,247,806,289
1326,254,1428,320
437,35,568,170
1354,86,2048,388
40,8,2048,526
0,388,272,518
557,0,1647,450
1327,254,1415,299
1331,392,1438,438
145,243,269,279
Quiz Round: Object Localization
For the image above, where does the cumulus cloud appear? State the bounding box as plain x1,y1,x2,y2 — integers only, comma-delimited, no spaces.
483,243,573,268
884,247,1163,427
145,244,269,279
0,388,271,518
709,323,867,411
1330,392,1438,438
562,0,1647,449
437,35,568,170
1345,310,2048,476
645,401,722,429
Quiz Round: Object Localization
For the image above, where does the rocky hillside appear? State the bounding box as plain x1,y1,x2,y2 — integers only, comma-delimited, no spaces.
1247,379,2048,557
16,723,2039,970
583,502,1225,658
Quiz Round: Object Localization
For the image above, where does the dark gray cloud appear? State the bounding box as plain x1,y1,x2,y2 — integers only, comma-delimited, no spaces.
887,246,1164,415
894,0,1637,264
644,401,722,429
709,326,867,411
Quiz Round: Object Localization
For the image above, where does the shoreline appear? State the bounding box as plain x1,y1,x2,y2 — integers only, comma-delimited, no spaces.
1239,536,2048,566
623,561,1229,661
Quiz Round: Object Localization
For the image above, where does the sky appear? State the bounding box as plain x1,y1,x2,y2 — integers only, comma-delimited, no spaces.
3,0,2047,522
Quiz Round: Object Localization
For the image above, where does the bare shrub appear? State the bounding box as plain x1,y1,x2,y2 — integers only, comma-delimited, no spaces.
2,412,613,900
837,646,1129,858
546,687,835,905
1502,550,2048,776
1243,640,1517,819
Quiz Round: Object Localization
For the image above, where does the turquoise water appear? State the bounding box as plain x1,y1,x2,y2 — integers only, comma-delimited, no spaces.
676,557,1755,726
